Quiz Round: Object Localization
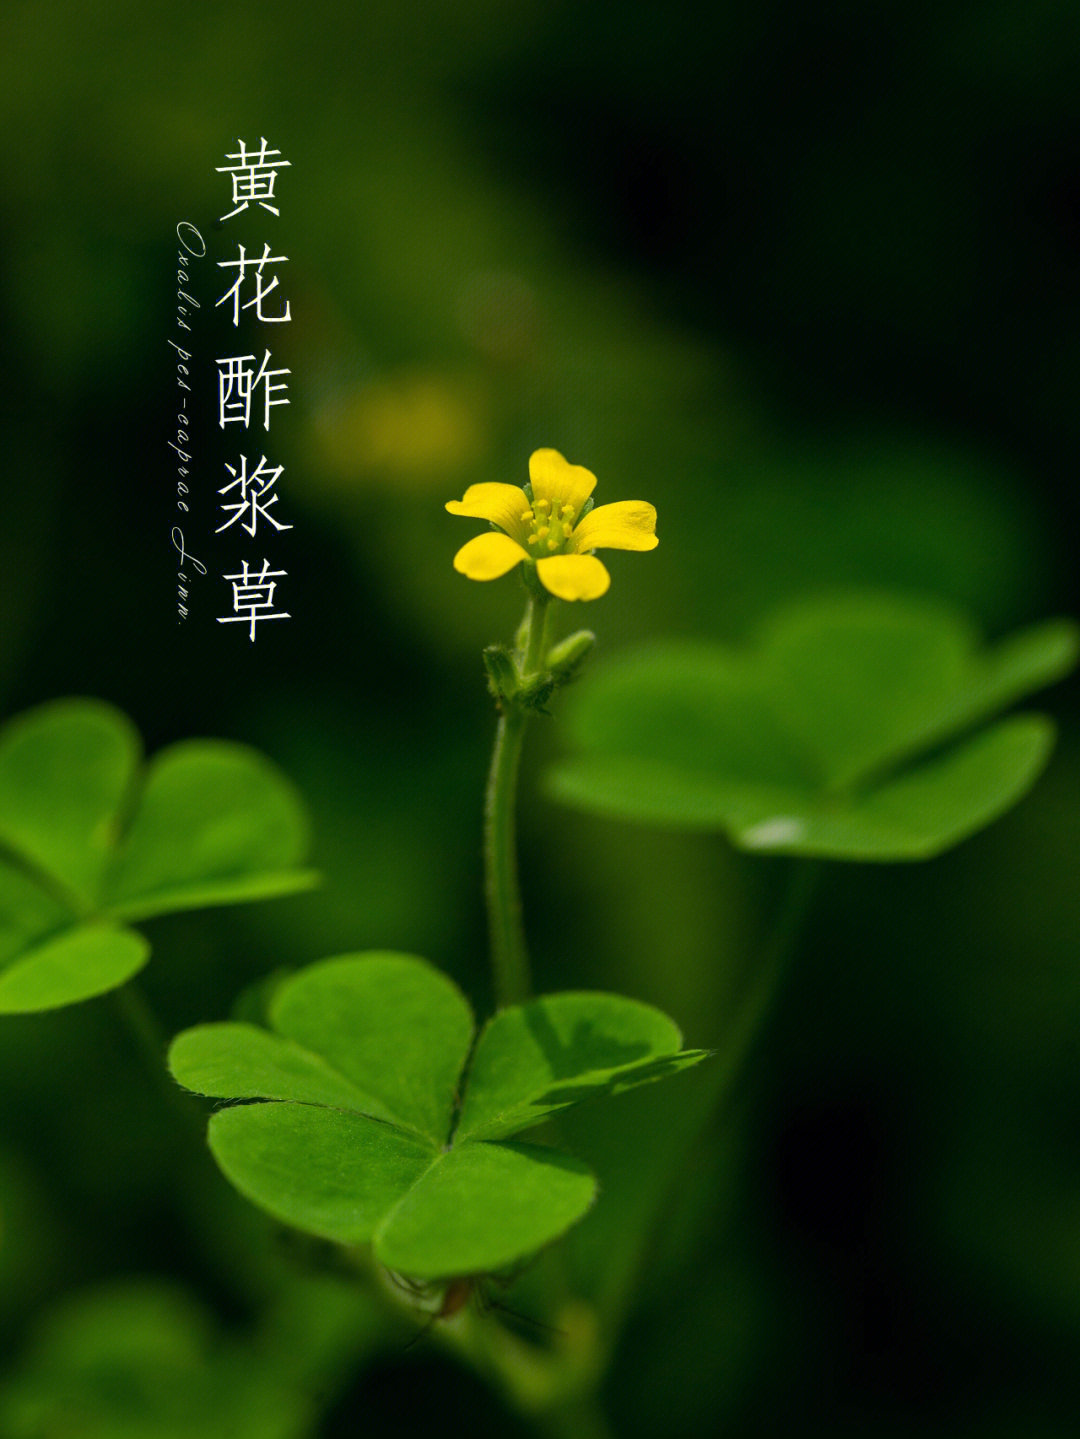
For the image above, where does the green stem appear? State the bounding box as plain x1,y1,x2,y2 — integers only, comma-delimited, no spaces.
597,857,820,1329
474,586,617,1425
113,979,168,1065
483,590,551,1009
112,980,202,1134
523,591,554,673
709,857,819,1103
484,710,530,1009
438,1298,608,1432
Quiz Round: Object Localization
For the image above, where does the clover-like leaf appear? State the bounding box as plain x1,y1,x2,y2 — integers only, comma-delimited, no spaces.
0,700,316,1014
545,594,1078,861
169,953,707,1280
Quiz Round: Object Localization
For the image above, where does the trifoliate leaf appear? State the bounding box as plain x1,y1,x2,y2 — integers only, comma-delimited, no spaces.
0,701,314,1013
170,954,707,1278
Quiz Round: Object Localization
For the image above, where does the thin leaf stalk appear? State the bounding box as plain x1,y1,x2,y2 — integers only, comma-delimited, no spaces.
483,590,552,1009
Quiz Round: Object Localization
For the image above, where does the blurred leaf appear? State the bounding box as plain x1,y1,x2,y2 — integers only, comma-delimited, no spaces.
0,924,149,1014
102,743,315,920
0,860,74,967
0,700,140,907
0,1144,73,1331
170,953,705,1279
546,594,1078,861
931,618,1080,738
739,715,1053,861
0,701,314,1013
0,1281,314,1439
752,595,978,788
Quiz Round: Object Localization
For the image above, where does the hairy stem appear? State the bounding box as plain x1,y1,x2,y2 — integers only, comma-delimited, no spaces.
484,710,530,1009
483,591,551,1009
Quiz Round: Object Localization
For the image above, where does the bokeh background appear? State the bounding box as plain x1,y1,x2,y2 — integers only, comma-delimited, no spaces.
1,2,1078,1434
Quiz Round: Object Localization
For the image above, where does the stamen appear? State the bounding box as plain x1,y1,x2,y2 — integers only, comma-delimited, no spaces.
527,534,540,546
546,538,559,551
519,509,534,523
536,525,550,540
560,505,574,519
534,498,550,514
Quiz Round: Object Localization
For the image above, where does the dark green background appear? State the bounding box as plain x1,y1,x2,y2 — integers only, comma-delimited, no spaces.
1,2,1078,1434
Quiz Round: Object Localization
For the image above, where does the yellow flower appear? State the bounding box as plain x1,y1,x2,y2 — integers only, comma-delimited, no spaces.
446,449,658,601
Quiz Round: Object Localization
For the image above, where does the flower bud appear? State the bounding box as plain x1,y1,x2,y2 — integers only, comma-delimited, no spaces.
546,629,595,680
482,645,518,706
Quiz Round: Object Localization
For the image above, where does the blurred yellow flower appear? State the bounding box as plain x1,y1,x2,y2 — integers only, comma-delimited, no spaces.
446,449,658,601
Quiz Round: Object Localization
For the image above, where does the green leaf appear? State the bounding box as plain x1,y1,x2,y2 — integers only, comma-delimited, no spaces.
171,954,705,1278
0,923,149,1014
455,991,709,1141
0,700,140,907
565,640,813,789
170,955,476,1142
167,1023,395,1115
520,1048,713,1107
754,594,977,788
207,1106,597,1278
547,754,806,833
931,618,1080,739
101,742,315,920
0,702,314,1011
0,859,73,969
269,954,474,1145
208,1105,436,1245
737,715,1055,861
547,594,1078,862
373,1141,596,1279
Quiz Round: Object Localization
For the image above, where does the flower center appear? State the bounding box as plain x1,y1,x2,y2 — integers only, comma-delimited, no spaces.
521,497,576,555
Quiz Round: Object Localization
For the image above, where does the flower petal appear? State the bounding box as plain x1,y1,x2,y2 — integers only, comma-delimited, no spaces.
569,501,659,553
453,532,529,581
528,449,597,516
536,554,611,601
446,483,531,543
